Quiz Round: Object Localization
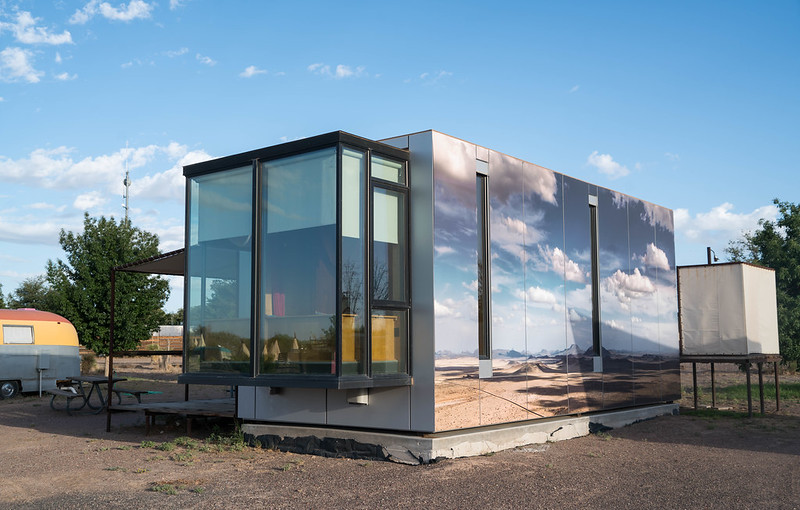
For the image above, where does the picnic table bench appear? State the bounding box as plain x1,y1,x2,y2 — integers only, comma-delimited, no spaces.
112,388,162,404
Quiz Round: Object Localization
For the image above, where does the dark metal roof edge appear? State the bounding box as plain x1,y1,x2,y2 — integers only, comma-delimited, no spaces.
113,248,185,273
184,131,409,177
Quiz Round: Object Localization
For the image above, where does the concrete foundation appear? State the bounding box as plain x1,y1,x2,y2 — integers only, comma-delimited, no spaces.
242,403,679,464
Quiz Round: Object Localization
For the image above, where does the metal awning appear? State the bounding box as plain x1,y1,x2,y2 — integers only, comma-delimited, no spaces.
113,248,184,276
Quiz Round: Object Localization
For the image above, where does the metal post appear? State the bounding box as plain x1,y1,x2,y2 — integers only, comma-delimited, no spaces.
707,247,713,265
106,269,115,433
710,362,716,409
692,362,698,410
745,362,752,418
758,362,765,415
775,361,781,411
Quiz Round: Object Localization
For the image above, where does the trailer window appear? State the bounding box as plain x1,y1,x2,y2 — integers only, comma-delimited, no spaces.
3,325,34,344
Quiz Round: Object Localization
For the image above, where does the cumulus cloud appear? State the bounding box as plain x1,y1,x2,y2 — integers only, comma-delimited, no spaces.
164,47,188,58
603,268,655,309
0,47,43,83
240,65,266,78
308,63,366,79
70,1,154,24
55,72,77,81
169,0,186,10
73,191,107,210
131,147,213,201
419,70,452,83
641,202,674,231
1,11,73,45
196,53,216,66
634,243,670,271
434,245,456,256
587,151,630,179
523,162,558,205
539,245,585,283
491,214,527,261
674,202,778,242
434,299,462,319
519,286,557,307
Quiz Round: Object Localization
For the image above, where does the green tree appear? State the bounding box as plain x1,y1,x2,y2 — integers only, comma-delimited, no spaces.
0,283,5,308
47,213,170,355
156,308,184,325
727,199,800,365
7,275,60,311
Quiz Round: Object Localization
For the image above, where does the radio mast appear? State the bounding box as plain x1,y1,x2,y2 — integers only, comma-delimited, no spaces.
122,142,130,220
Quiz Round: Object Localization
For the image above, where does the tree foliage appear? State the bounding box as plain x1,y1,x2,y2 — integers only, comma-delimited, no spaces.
0,283,5,309
727,199,800,364
7,275,60,311
47,213,170,355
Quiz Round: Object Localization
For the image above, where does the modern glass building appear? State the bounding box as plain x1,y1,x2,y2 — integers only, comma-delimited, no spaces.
181,130,680,433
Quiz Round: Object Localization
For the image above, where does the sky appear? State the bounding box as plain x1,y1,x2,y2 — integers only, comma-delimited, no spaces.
0,0,797,313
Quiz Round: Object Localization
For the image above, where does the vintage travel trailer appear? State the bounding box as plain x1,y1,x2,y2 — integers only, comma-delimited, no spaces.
180,130,680,433
0,309,80,398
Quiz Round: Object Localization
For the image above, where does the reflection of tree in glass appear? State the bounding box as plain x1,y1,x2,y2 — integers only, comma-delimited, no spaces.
206,279,237,319
373,261,389,301
341,260,362,314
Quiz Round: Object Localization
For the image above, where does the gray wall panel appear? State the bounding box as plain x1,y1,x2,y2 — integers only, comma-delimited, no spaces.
326,387,411,430
253,387,327,425
237,385,256,420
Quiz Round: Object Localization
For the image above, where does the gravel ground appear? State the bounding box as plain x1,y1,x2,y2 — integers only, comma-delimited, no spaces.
1,361,798,509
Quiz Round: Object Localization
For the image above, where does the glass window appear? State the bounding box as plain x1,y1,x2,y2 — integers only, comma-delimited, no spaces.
371,155,405,184
186,166,253,375
260,148,337,375
341,148,367,375
373,187,406,302
371,309,408,374
476,173,490,360
3,325,34,344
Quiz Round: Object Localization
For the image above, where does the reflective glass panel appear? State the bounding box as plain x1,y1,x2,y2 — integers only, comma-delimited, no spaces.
371,309,408,374
260,149,337,375
373,187,406,302
186,166,253,375
341,148,367,375
371,155,405,184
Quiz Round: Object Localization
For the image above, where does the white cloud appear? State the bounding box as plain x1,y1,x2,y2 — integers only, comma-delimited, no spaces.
0,47,43,83
131,148,213,201
308,62,366,79
196,53,216,66
434,299,462,319
0,218,67,245
0,97,4,102
164,47,188,58
240,65,266,78
2,11,73,45
641,202,674,232
674,202,778,243
70,1,154,24
540,245,585,283
169,0,186,10
519,286,557,306
419,70,452,83
587,151,630,179
523,162,558,205
434,245,456,256
73,191,108,210
55,72,77,81
490,214,527,261
603,268,656,310
635,242,670,271
55,52,62,63
569,85,579,93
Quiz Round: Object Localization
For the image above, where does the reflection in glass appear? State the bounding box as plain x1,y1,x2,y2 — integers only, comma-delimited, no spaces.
186,166,253,374
371,309,407,374
341,148,366,375
476,173,490,360
373,187,406,303
260,149,337,375
656,207,681,401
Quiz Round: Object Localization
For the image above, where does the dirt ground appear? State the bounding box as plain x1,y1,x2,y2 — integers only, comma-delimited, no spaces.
1,359,799,509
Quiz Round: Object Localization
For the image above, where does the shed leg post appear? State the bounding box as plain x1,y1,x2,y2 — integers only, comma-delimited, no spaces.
758,362,765,415
775,362,781,411
710,362,716,409
746,362,752,418
692,363,698,410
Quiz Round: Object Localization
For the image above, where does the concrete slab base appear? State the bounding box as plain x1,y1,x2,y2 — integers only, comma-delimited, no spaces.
242,403,679,464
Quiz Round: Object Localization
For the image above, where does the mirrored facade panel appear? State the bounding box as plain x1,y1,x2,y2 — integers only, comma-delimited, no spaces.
597,189,633,409
186,166,253,374
260,149,337,376
523,165,568,417
562,176,601,412
432,134,480,431
627,198,662,404
654,206,681,400
482,150,527,425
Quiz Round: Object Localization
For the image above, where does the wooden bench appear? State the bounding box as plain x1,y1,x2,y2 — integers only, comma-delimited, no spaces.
112,388,162,404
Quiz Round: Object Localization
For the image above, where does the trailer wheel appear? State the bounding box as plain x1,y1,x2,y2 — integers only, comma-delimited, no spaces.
0,381,19,399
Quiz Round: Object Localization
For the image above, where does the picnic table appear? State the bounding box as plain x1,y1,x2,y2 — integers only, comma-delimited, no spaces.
48,375,127,415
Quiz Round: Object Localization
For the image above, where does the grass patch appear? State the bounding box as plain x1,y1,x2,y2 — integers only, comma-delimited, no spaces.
205,426,246,452
174,436,199,449
715,382,800,401
156,441,176,452
116,445,132,451
149,479,206,495
140,440,157,449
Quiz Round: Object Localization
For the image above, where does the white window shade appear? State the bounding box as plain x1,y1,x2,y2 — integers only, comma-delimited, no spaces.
373,191,399,244
3,325,34,344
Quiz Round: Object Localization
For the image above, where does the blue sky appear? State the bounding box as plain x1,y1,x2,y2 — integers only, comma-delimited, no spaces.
0,0,797,312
